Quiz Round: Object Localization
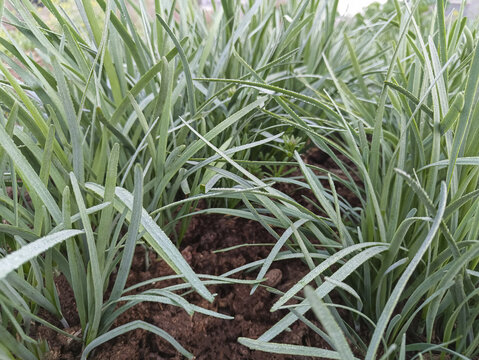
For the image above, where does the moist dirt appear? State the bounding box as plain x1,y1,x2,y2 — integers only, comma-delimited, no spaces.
34,147,360,359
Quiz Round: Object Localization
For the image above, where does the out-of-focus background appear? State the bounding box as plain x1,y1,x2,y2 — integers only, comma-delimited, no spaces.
197,0,389,15
338,0,479,17
337,0,388,15
197,0,479,17
448,0,479,17
338,0,476,16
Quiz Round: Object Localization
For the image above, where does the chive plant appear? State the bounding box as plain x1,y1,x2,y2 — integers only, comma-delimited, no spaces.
0,0,285,358
209,0,479,359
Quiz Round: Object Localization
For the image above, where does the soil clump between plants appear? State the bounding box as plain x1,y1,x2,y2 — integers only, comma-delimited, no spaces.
35,148,360,359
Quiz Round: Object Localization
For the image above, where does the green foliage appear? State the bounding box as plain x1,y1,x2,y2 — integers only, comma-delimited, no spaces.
233,1,479,359
1,0,479,359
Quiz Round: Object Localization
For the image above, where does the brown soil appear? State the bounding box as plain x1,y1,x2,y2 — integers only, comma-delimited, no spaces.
37,215,327,360
304,147,361,208
98,215,328,360
273,147,362,215
33,146,361,359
